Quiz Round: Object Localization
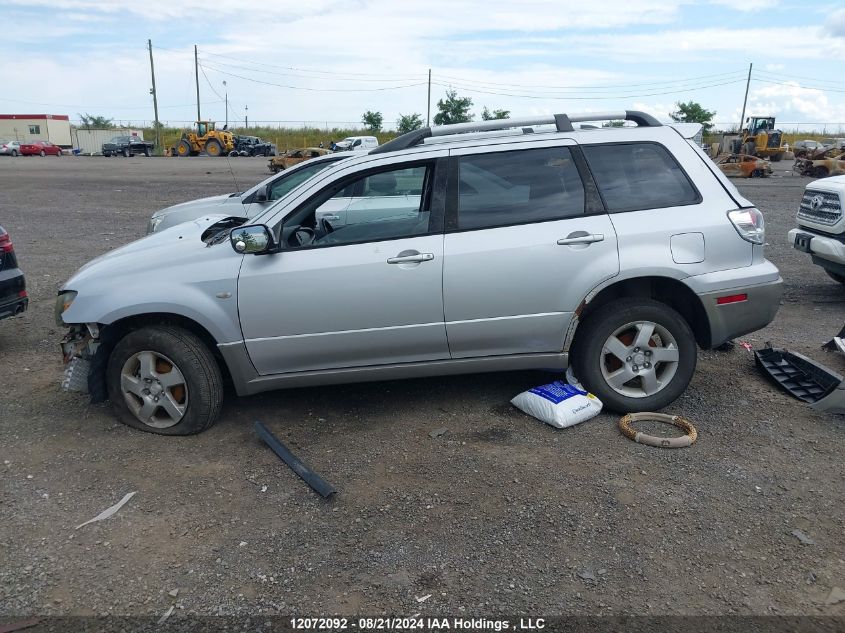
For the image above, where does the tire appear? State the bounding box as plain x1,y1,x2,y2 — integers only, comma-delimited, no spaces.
143,147,151,157
826,270,845,285
814,166,829,178
205,139,223,157
106,326,223,435
177,139,192,157
39,150,46,157
572,298,697,413
228,150,239,157
770,152,783,162
122,148,130,157
11,150,17,157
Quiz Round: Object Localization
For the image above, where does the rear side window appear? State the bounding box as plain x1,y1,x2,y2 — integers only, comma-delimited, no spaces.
457,146,585,230
582,142,700,213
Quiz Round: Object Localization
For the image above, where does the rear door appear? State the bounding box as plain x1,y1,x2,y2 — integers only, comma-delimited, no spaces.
442,140,619,358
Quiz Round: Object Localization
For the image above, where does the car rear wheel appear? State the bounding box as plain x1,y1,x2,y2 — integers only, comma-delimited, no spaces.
573,298,697,413
122,148,130,157
106,326,223,435
39,150,46,157
10,150,17,157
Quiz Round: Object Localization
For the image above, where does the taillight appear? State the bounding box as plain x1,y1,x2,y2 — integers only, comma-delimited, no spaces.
728,207,765,244
0,229,13,253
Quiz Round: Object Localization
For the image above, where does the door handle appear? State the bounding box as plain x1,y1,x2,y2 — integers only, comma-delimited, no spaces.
557,233,604,246
387,253,434,264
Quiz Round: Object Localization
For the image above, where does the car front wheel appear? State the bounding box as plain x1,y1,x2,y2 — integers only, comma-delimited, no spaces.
573,298,697,413
106,326,223,435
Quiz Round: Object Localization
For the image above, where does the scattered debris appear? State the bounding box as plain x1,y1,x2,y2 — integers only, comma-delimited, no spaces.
822,324,845,355
826,587,845,605
577,569,597,582
791,529,815,546
428,427,448,439
511,380,602,429
740,341,754,352
755,345,845,413
74,491,137,529
618,413,697,448
157,605,174,625
168,588,179,598
415,594,432,603
254,421,337,499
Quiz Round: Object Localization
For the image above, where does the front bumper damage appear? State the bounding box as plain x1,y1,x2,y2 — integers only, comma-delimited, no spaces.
60,324,100,395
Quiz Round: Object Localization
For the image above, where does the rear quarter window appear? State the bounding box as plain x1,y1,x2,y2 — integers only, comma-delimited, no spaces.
582,142,700,213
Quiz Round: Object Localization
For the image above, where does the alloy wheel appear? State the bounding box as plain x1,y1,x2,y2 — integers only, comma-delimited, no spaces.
599,320,680,398
120,351,188,428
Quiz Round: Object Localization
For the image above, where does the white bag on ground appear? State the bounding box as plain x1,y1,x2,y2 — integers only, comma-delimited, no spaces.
511,379,603,429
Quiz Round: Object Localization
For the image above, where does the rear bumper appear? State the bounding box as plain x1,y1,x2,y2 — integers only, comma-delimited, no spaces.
0,268,28,320
686,261,783,347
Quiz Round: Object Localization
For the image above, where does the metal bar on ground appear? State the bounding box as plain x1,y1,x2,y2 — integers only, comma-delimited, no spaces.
253,421,337,498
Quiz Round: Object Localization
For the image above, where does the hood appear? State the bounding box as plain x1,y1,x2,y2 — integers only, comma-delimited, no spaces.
64,214,238,291
152,193,241,219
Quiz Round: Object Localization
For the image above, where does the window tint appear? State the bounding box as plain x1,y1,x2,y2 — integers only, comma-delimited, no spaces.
285,163,433,249
582,143,700,213
457,147,585,230
268,160,334,200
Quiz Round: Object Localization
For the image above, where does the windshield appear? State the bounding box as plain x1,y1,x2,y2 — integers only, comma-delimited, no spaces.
250,158,347,225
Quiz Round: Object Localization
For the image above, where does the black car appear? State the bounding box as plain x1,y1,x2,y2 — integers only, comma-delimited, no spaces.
102,135,154,157
230,135,276,157
0,226,28,321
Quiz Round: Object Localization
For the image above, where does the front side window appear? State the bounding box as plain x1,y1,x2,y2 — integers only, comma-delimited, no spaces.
582,142,700,213
457,146,585,230
282,162,433,249
268,160,336,201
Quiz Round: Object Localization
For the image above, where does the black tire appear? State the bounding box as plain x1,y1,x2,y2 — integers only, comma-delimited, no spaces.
143,147,151,157
177,139,192,157
39,150,46,157
11,150,17,157
122,147,130,157
827,270,845,285
770,152,783,162
572,298,697,413
205,139,223,157
106,326,223,435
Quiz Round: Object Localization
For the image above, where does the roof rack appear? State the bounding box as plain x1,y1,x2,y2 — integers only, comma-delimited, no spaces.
370,110,661,155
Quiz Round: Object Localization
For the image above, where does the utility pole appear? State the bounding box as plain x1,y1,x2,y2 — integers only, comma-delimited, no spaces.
738,62,752,133
223,80,228,128
147,39,161,155
245,105,248,129
194,44,201,122
426,68,431,127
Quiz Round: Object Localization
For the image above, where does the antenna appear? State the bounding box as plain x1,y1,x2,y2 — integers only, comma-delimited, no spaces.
224,154,241,192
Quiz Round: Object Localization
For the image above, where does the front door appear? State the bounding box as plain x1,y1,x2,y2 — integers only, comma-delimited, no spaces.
237,159,449,375
443,142,619,358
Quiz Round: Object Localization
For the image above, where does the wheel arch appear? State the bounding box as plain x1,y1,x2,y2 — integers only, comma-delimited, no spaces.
568,275,712,353
88,312,233,403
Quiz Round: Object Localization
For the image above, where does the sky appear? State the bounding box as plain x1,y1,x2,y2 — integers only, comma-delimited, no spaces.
1,0,845,132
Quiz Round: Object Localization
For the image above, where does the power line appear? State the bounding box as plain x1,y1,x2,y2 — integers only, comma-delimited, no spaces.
754,68,845,87
434,69,748,92
197,56,425,83
0,96,222,110
199,61,427,92
430,78,748,100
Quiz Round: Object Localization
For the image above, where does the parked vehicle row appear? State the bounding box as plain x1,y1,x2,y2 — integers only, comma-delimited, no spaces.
56,111,782,436
0,140,62,156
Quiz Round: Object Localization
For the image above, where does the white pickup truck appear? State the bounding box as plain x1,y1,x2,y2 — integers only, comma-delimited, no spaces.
788,175,845,285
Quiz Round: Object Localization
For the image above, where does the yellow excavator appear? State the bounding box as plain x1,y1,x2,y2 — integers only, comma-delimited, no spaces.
175,121,235,157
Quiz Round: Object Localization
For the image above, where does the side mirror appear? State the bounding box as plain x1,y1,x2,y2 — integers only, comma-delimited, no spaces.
253,184,270,203
230,224,275,255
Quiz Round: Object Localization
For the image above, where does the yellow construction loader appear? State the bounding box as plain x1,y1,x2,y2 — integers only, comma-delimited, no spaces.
175,121,235,157
734,116,787,162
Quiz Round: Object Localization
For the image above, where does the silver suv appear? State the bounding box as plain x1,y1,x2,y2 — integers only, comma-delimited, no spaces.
58,111,782,435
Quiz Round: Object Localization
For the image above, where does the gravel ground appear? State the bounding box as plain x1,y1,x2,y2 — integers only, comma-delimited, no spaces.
0,156,843,620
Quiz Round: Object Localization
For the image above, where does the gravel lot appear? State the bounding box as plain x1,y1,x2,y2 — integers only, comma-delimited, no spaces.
1,156,843,620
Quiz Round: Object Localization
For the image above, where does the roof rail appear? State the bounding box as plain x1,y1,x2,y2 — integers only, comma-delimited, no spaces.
369,110,661,155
